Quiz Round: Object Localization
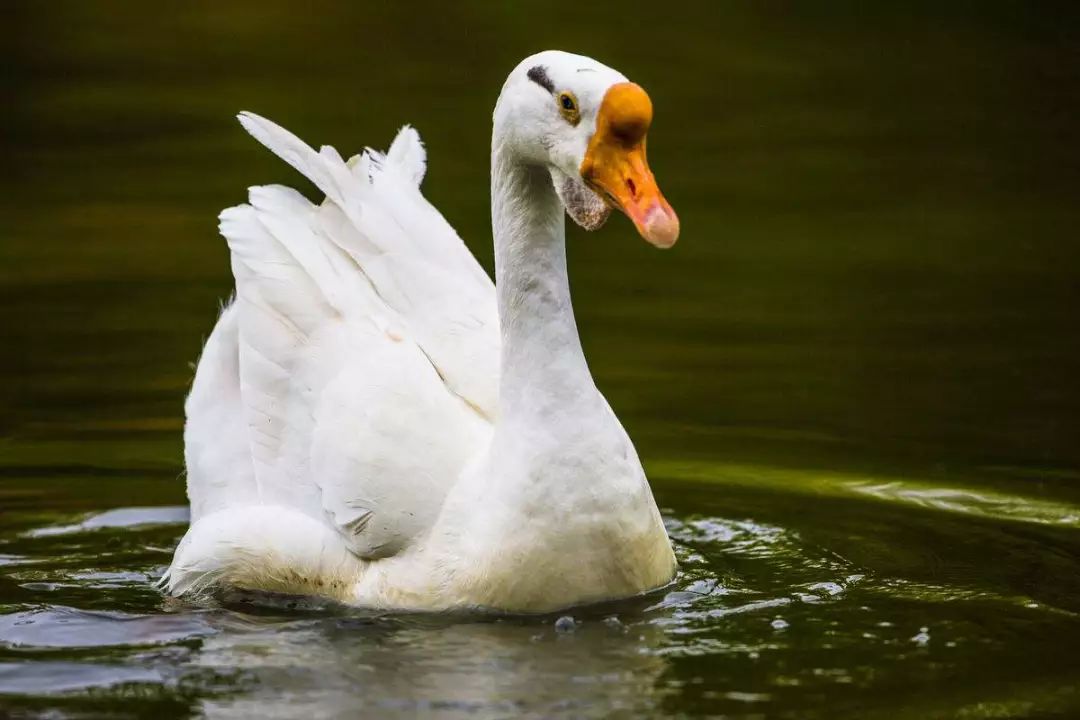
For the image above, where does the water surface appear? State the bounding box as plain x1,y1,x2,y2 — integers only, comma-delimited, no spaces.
3,2,1080,717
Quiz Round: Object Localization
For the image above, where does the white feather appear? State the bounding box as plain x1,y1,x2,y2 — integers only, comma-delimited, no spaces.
386,125,427,186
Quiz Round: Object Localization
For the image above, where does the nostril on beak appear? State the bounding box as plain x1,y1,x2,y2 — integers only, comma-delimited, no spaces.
626,178,637,199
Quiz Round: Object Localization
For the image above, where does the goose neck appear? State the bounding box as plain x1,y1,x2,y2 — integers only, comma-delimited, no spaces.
490,146,597,422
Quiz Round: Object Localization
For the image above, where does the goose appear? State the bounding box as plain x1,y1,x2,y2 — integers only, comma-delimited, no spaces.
164,50,681,613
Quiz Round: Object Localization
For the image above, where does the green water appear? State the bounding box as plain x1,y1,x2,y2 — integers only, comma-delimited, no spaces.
3,2,1080,717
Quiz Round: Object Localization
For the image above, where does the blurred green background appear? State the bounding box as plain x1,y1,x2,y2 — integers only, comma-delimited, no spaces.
3,1,1078,484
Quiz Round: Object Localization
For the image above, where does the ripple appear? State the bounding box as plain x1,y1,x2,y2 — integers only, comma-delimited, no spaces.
655,460,1080,527
651,514,867,658
24,506,190,538
0,606,215,649
846,481,1080,526
864,579,1080,616
0,661,163,695
667,516,785,556
665,514,861,583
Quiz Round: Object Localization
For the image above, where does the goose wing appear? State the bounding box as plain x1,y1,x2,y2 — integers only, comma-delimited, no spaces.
187,113,497,559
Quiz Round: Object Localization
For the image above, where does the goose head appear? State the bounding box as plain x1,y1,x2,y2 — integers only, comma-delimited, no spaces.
493,50,680,248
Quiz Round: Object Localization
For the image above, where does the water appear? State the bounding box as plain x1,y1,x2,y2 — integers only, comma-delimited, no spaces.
3,2,1080,717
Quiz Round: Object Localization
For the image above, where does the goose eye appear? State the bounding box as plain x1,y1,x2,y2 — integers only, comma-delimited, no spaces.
557,92,580,125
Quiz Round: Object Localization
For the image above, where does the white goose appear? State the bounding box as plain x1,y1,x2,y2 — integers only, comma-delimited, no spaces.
165,50,680,613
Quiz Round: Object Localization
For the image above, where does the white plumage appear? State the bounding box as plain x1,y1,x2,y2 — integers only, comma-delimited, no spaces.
166,51,678,612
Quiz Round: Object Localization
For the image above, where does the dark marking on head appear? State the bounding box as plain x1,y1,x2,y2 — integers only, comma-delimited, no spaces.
527,65,555,94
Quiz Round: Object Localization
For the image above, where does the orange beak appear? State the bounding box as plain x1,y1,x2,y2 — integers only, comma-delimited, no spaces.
580,82,679,248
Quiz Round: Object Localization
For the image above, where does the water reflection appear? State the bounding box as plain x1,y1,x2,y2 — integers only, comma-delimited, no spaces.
4,490,1077,717
190,614,671,717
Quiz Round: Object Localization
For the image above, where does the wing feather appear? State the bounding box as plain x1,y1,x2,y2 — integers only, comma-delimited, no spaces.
235,111,499,417
186,112,499,560
386,125,426,186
